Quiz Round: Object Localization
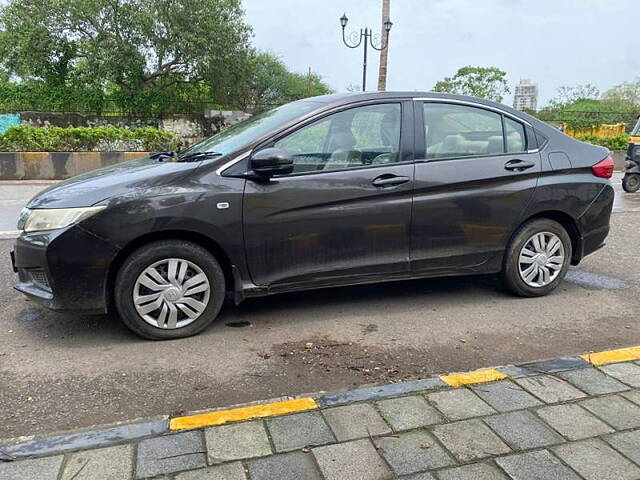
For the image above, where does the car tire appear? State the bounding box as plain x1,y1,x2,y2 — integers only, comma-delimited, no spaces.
114,240,225,340
502,218,572,297
622,173,640,193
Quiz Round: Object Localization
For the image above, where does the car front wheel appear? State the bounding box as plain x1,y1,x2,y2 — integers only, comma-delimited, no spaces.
502,218,572,297
114,240,225,340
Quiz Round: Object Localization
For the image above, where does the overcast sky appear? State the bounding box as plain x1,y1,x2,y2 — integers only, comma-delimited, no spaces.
243,0,638,107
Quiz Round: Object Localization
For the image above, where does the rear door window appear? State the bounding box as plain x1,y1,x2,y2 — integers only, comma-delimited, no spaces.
423,103,504,159
504,117,527,153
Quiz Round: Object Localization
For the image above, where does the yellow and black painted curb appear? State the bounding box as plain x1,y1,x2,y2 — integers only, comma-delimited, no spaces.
167,344,640,431
2,344,640,460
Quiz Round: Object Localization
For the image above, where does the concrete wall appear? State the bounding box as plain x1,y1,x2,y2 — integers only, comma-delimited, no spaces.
0,151,151,180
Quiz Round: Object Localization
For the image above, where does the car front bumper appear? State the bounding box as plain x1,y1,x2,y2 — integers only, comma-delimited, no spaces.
12,225,119,313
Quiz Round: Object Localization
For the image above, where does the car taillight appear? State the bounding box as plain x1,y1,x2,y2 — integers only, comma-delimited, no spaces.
592,156,614,178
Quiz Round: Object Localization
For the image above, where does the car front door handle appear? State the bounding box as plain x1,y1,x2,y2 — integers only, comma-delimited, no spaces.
504,159,536,171
372,174,410,187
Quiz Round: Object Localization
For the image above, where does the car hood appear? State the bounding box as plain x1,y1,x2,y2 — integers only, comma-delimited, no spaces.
27,156,203,209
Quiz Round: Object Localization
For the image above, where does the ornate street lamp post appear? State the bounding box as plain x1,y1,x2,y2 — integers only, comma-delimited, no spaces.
340,13,393,92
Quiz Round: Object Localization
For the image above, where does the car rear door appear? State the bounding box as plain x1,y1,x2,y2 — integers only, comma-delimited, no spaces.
411,100,541,274
242,100,415,290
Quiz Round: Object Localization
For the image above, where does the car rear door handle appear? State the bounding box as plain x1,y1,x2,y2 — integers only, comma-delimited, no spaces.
504,159,536,171
372,174,410,187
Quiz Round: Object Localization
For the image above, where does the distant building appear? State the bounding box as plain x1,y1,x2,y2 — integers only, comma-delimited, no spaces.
513,80,538,112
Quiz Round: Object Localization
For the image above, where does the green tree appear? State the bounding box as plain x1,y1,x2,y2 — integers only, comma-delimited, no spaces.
0,0,333,113
0,0,252,95
549,84,600,108
432,66,510,102
248,53,331,108
603,79,640,106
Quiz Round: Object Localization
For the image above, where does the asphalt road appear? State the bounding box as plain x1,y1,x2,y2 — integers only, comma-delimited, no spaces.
0,181,57,235
1,177,640,439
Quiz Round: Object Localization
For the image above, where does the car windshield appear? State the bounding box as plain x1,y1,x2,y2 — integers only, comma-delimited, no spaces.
180,100,322,157
632,117,640,136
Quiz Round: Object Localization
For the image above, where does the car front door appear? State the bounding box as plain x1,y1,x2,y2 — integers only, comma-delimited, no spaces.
242,101,414,290
411,100,541,274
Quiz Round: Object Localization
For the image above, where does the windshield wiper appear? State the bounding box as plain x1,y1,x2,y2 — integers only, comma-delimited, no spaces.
150,151,178,161
178,151,223,162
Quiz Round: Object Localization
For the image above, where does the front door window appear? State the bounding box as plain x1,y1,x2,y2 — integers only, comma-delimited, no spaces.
274,103,402,174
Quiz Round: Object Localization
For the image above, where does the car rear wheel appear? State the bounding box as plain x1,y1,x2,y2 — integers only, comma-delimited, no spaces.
114,240,225,340
502,218,572,297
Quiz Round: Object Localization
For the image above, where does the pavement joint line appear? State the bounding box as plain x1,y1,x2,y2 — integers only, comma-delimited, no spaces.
440,368,508,387
169,397,318,431
580,346,640,366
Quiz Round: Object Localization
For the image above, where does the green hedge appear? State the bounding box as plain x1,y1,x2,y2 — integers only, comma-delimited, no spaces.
577,133,629,151
0,125,181,152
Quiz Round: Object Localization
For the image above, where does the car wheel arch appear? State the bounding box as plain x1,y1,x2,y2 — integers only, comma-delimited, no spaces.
507,210,581,266
105,230,235,313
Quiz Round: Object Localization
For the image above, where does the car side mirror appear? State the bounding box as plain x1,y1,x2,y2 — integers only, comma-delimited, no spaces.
250,148,294,178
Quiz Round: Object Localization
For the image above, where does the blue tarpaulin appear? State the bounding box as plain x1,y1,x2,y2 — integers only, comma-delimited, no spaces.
0,113,20,134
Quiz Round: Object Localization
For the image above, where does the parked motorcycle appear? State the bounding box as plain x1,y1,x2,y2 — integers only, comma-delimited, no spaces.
622,116,640,193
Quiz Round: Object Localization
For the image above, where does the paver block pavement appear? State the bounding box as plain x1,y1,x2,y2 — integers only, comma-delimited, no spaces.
495,450,581,480
322,403,391,441
312,439,392,480
398,472,436,480
519,356,589,374
266,411,334,452
553,438,640,480
515,375,587,403
432,419,510,462
426,388,495,421
605,430,640,465
174,462,247,479
205,421,272,464
483,410,564,450
376,395,443,431
436,463,508,480
580,395,640,430
61,444,133,480
470,380,542,412
374,430,454,475
559,367,629,395
247,451,321,480
600,363,640,387
622,389,640,406
0,455,63,480
136,431,205,479
535,403,614,440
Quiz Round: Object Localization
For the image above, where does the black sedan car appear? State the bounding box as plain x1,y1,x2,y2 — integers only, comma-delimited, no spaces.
12,92,614,339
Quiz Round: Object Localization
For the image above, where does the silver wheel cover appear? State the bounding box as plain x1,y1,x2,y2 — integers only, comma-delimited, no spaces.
133,258,210,329
518,232,565,288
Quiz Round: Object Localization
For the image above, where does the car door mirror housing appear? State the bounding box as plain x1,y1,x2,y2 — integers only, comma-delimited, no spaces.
250,148,294,177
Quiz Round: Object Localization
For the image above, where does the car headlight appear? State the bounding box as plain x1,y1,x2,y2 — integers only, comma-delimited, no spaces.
18,206,106,233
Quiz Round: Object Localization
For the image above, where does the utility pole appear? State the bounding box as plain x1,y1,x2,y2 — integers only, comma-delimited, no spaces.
307,67,312,96
377,0,391,91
